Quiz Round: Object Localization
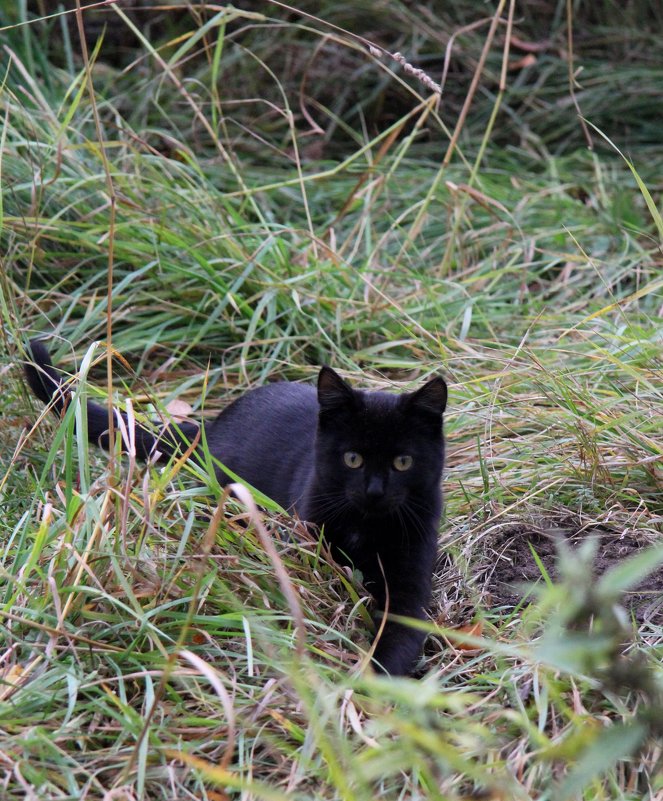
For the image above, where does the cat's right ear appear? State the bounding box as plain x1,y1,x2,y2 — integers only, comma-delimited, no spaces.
317,366,355,413
407,375,447,417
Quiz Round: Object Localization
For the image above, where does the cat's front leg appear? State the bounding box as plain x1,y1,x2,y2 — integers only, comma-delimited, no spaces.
372,616,427,676
369,557,434,676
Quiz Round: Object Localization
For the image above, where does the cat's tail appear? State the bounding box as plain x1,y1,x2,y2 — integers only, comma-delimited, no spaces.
24,339,200,462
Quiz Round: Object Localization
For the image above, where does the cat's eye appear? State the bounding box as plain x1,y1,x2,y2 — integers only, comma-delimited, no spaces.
343,451,364,469
393,455,413,471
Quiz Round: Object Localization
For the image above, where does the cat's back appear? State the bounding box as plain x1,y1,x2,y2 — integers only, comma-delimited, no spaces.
205,379,318,508
210,380,317,431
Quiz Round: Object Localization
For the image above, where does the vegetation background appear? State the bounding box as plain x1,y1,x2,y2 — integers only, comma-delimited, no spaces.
0,1,662,799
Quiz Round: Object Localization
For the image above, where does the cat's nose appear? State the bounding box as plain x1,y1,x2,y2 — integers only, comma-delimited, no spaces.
366,475,385,500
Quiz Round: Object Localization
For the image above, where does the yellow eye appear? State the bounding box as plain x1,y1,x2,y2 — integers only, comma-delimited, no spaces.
393,455,413,471
343,451,364,469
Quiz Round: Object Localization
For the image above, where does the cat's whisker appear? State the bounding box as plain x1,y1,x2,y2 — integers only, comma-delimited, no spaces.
399,503,430,543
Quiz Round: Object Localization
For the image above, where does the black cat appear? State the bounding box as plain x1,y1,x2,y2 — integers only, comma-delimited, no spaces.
24,340,447,675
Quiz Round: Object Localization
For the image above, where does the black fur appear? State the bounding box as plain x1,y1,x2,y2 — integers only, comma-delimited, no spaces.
24,340,447,675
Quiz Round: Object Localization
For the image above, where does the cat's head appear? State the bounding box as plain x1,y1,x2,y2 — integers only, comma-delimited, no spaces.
314,367,447,518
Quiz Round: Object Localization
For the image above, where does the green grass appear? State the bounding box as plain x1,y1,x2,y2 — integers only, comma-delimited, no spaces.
1,2,662,799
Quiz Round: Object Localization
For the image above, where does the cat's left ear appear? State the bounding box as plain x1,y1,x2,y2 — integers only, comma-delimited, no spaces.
407,376,447,417
318,366,355,413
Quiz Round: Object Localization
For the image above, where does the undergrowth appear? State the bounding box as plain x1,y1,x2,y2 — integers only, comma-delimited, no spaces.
0,2,662,799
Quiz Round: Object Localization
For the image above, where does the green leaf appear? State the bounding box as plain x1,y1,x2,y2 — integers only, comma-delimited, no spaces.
596,543,663,597
558,721,648,800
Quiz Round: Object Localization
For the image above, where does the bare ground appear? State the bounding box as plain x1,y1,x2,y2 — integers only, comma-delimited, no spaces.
435,521,663,627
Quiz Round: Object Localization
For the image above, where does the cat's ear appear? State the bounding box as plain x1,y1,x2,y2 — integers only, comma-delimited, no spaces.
317,366,355,413
407,376,447,417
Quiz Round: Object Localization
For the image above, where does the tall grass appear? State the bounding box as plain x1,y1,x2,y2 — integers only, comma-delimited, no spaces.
1,2,662,799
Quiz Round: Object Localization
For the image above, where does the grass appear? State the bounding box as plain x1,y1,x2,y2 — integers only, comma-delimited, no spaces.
1,2,662,799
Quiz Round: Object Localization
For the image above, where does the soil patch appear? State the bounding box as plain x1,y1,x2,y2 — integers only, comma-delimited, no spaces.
481,525,663,624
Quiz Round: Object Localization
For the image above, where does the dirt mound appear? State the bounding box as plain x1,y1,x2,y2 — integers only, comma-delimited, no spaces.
481,525,663,624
